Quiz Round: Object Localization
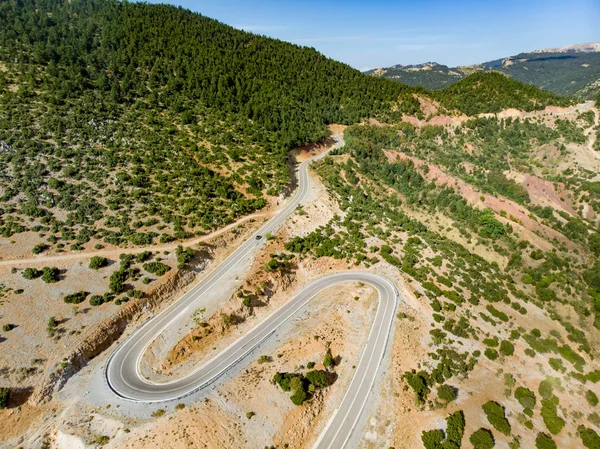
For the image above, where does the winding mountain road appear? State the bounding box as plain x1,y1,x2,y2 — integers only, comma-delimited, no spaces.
104,135,400,448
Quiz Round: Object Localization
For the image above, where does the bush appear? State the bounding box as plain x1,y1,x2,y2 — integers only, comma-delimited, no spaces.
22,268,41,279
485,348,499,361
136,251,152,263
536,432,557,449
539,379,553,398
0,387,9,409
470,428,495,449
41,266,60,283
63,291,88,304
267,258,279,270
482,401,511,436
89,295,104,306
586,390,599,407
579,426,600,449
499,340,514,357
541,397,565,435
514,387,536,409
305,370,328,388
2,324,12,332
445,410,465,446
32,243,48,254
422,429,444,449
176,245,195,269
143,261,171,276
437,384,457,403
289,376,307,406
89,256,108,270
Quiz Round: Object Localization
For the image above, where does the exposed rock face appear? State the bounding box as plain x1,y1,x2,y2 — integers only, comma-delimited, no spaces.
29,268,198,405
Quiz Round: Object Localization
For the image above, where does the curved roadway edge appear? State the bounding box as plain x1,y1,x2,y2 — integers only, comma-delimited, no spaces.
104,135,401,447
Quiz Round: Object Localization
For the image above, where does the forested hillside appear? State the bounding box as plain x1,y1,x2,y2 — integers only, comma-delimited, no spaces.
0,0,574,255
434,72,571,116
0,0,424,252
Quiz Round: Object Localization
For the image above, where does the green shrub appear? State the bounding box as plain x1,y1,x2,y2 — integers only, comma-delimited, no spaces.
541,396,565,435
89,256,108,270
483,337,499,347
579,426,600,449
499,340,514,357
482,401,511,436
136,251,152,263
535,432,557,449
143,261,171,276
289,376,307,406
32,243,48,254
421,429,444,449
422,411,465,449
470,428,495,449
445,410,465,446
485,348,499,361
63,291,88,304
89,295,104,306
267,258,279,270
586,390,599,407
305,370,328,388
437,384,457,403
176,245,195,269
22,268,41,280
41,266,60,283
514,387,536,409
109,268,128,294
539,379,553,399
404,371,430,402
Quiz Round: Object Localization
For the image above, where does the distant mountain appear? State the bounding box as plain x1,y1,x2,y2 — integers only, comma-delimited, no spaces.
367,43,600,98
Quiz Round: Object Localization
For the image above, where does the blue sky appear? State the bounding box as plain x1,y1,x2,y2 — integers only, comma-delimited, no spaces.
147,0,599,70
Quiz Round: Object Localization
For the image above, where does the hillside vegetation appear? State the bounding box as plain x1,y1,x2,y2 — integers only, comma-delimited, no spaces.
434,72,571,115
0,1,574,256
0,0,424,252
1,2,598,448
281,104,600,447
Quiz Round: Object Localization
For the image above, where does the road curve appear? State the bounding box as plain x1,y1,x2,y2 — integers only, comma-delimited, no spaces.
105,135,400,448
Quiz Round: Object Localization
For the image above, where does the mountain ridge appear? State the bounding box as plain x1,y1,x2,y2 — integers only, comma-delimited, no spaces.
368,42,600,98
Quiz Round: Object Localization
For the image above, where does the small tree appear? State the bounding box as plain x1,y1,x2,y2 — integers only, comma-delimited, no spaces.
470,428,495,449
22,268,42,280
536,432,557,449
323,351,335,368
89,256,108,270
89,295,104,306
47,316,58,336
41,266,60,283
437,384,457,403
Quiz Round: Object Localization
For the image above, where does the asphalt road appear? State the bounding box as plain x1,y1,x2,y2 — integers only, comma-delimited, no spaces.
104,135,400,447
